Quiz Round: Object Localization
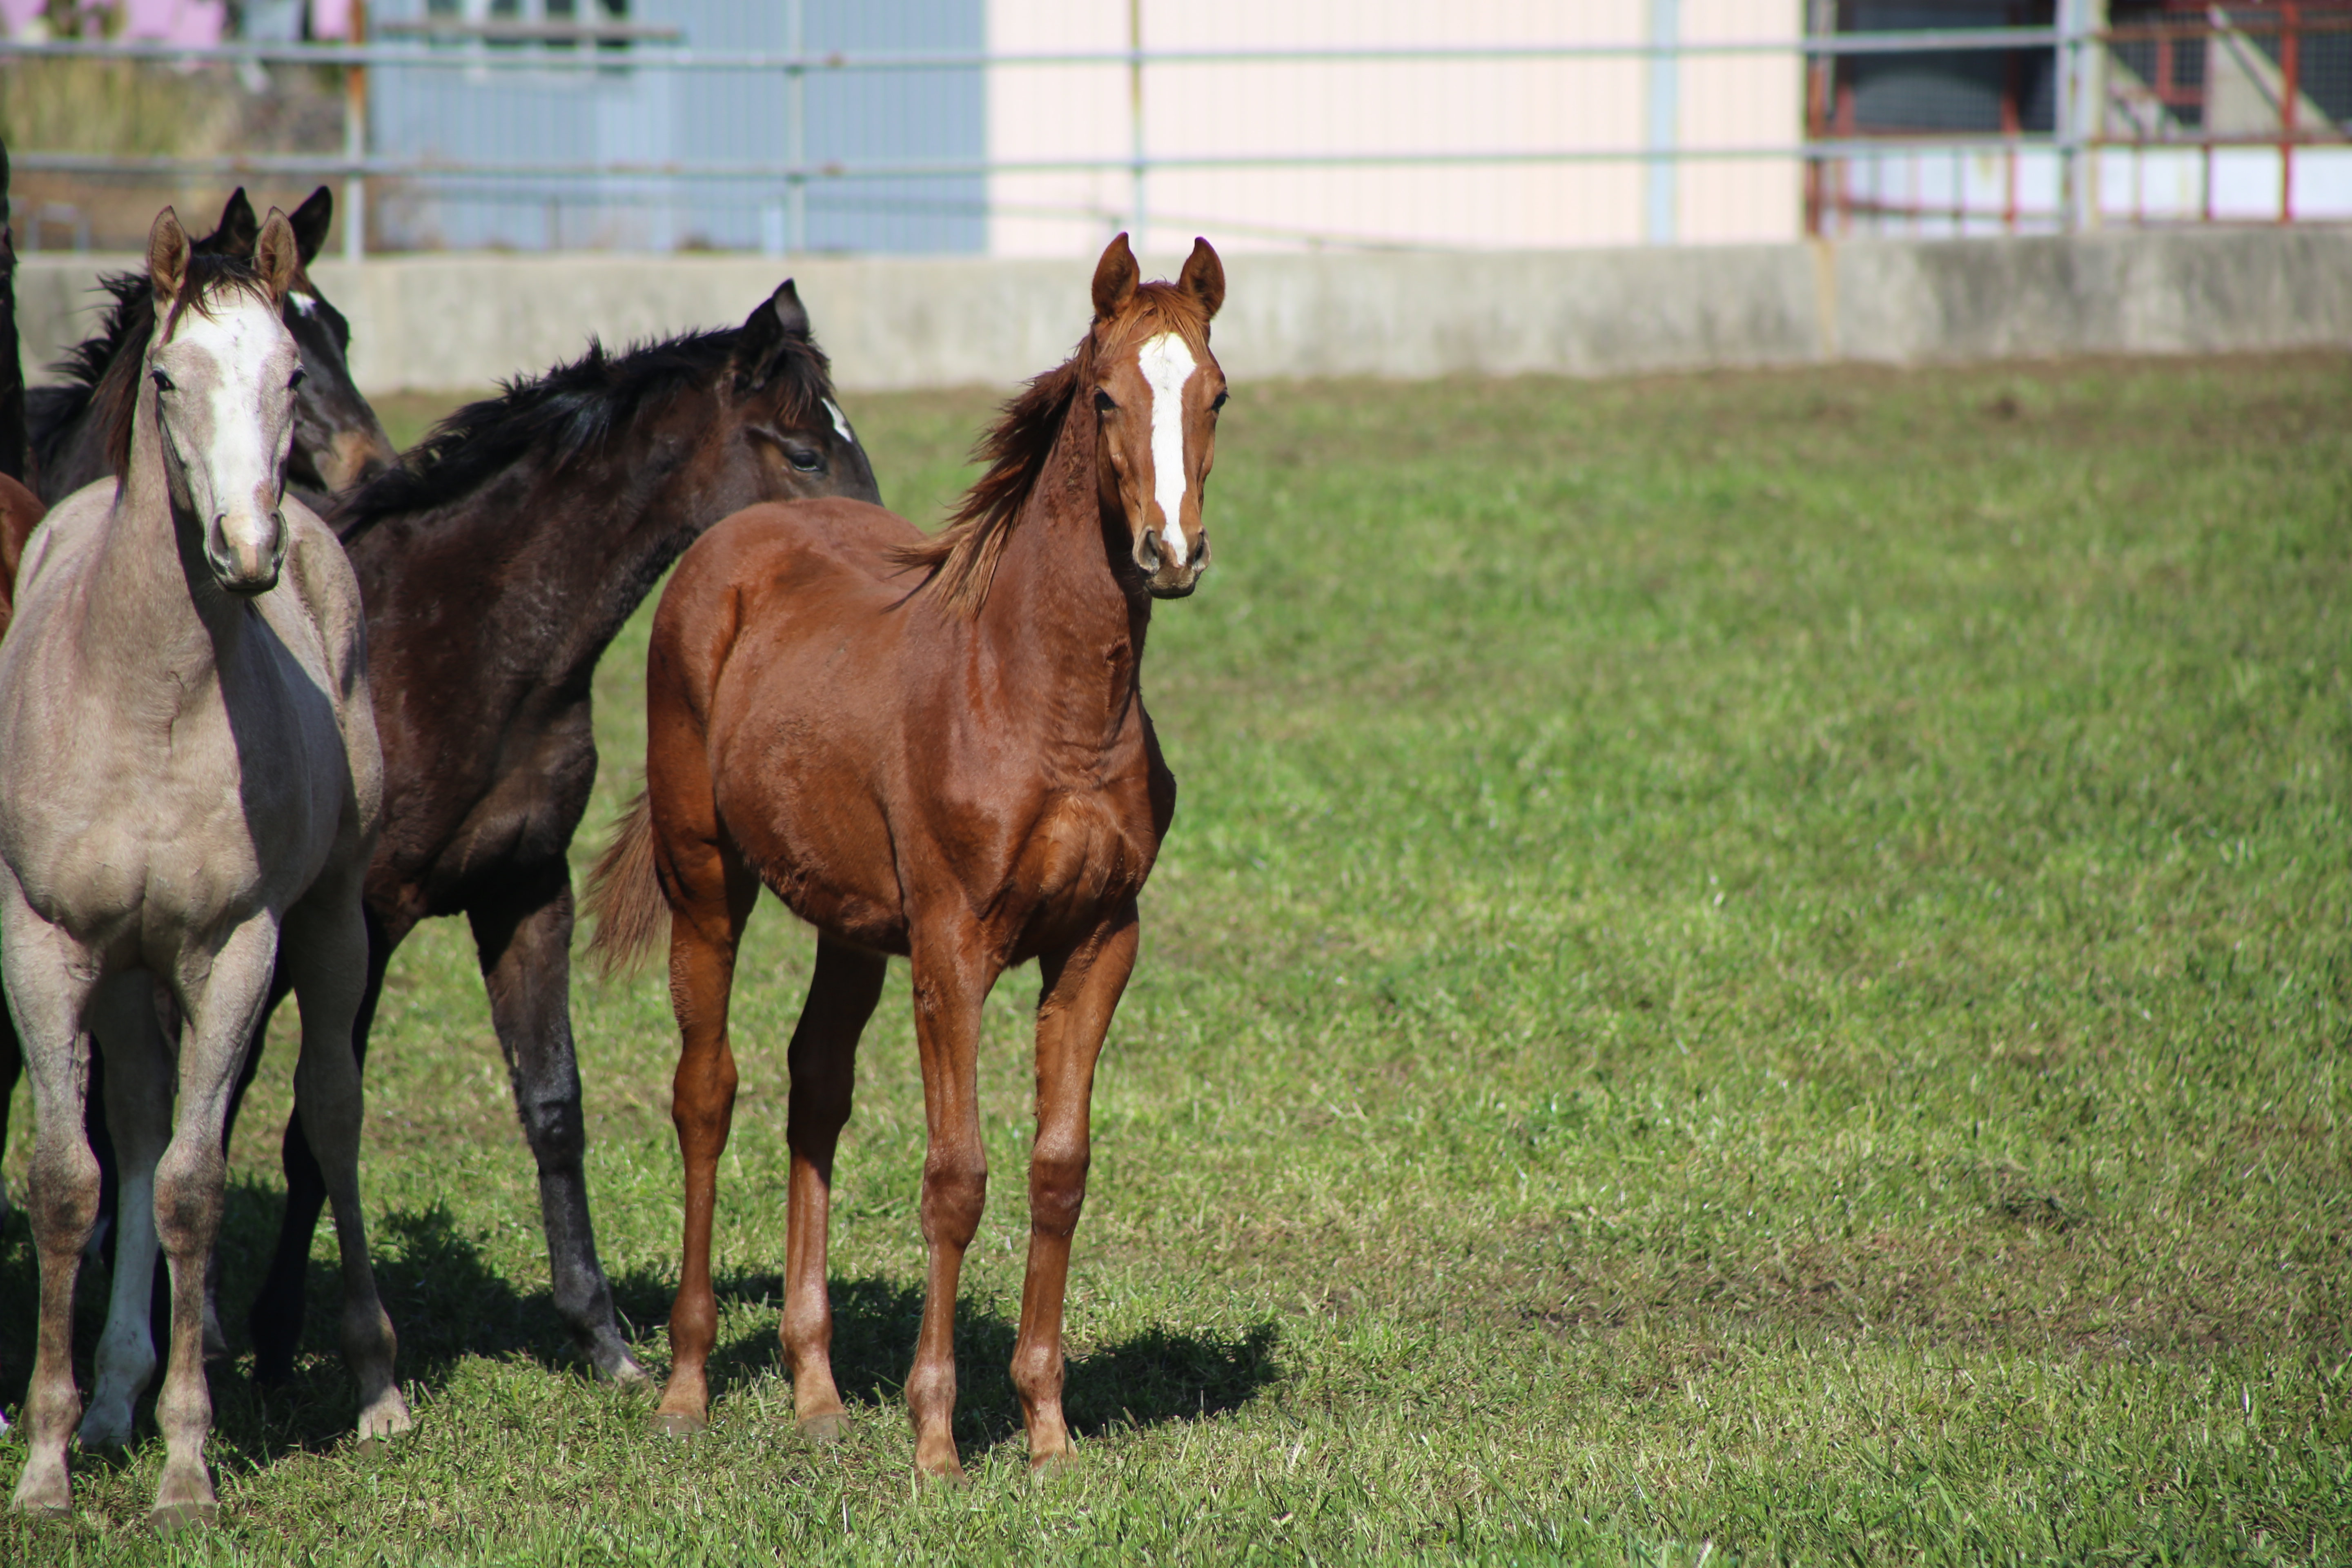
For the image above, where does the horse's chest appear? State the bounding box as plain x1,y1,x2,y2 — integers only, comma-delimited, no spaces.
1007,790,1156,945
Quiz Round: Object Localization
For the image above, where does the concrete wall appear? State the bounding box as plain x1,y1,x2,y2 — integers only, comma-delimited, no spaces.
15,226,2352,398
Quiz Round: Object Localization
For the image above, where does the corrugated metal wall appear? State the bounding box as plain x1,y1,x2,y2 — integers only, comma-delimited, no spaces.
369,0,984,253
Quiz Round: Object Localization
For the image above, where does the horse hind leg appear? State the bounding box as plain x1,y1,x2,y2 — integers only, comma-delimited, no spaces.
278,869,409,1445
243,924,374,1386
80,975,174,1450
780,935,886,1441
2,899,106,1517
1012,909,1138,1472
468,865,644,1384
650,815,760,1438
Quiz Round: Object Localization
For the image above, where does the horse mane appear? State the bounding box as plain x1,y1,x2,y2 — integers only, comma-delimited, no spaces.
333,325,833,542
28,270,147,484
892,280,1212,615
33,254,273,481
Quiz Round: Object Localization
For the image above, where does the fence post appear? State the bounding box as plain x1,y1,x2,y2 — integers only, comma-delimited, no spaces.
1128,0,1147,248
345,0,368,263
1646,0,1678,245
786,0,807,253
2057,0,2107,232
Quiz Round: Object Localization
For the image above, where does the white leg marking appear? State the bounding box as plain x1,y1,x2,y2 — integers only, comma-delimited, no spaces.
1136,332,1196,566
83,1165,160,1448
823,398,856,445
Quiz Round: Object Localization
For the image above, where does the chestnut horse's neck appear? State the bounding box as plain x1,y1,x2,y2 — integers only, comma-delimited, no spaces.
971,391,1154,735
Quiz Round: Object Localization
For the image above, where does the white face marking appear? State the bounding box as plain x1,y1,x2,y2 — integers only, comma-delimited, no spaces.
824,397,855,445
1136,332,1196,565
288,290,317,317
152,291,300,585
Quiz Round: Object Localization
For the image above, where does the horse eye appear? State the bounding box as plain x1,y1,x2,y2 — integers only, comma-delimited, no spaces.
1093,390,1116,413
1211,389,1229,412
289,368,307,391
151,369,174,392
787,448,824,473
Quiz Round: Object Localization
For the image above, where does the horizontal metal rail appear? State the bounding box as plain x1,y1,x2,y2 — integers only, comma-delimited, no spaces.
9,139,2085,186
0,28,2071,74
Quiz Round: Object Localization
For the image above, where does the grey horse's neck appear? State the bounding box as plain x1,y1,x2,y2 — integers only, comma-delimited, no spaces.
84,375,258,676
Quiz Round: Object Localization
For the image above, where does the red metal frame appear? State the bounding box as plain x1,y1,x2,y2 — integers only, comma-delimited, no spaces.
1807,3,2352,236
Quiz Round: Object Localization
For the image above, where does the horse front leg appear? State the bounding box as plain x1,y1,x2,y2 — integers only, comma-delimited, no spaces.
150,916,283,1531
469,865,643,1384
906,928,1002,1480
780,935,886,1439
278,869,409,1446
1,898,105,1517
1012,906,1138,1472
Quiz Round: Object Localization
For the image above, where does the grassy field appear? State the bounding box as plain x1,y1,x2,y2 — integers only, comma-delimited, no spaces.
4,353,2349,1564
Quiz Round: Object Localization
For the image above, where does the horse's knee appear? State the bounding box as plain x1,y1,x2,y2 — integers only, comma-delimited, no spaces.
27,1146,101,1250
1028,1139,1090,1239
920,1150,987,1247
150,1147,223,1257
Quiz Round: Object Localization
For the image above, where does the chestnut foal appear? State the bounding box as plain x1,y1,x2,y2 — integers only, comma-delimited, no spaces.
588,234,1226,1476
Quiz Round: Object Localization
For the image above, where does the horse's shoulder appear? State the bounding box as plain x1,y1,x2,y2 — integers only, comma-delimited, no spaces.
276,501,372,692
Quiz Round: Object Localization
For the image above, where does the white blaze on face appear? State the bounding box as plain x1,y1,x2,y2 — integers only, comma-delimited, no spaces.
156,291,300,581
1135,332,1196,565
824,397,855,445
287,291,318,318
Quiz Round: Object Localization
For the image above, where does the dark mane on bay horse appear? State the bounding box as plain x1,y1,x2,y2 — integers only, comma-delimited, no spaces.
334,321,835,543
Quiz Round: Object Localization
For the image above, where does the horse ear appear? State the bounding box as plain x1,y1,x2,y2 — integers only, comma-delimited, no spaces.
148,207,191,307
733,280,809,387
209,186,259,258
1092,232,1139,321
288,186,334,266
766,279,811,340
256,209,301,303
1178,237,1224,321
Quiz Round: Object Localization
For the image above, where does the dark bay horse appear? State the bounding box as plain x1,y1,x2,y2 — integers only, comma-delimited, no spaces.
27,186,396,508
587,234,1225,1475
216,282,885,1385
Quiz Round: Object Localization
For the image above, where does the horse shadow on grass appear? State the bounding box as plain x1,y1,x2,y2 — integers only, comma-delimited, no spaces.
1,1184,1281,1467
697,1273,1282,1453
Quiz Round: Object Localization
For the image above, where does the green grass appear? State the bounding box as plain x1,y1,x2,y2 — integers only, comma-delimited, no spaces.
6,356,2351,1564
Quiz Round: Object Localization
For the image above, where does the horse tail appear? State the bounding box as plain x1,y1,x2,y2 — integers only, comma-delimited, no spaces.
585,788,668,976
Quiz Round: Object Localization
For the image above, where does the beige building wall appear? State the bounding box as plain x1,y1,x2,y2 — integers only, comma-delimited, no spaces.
987,0,1804,257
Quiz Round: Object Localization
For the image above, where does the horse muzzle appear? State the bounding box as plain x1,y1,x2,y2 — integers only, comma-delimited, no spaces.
1135,527,1209,599
207,511,285,596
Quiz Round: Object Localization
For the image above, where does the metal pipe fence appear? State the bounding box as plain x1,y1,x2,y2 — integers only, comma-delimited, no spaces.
3,6,2348,258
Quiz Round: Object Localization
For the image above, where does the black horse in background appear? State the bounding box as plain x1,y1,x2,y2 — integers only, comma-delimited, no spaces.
220,282,884,1383
26,185,396,508
1,133,25,485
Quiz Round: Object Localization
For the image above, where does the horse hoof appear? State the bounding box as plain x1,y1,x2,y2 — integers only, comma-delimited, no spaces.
78,1411,134,1451
915,1451,970,1486
601,1354,653,1389
796,1411,847,1444
1029,1450,1078,1482
149,1500,218,1533
648,1408,708,1439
